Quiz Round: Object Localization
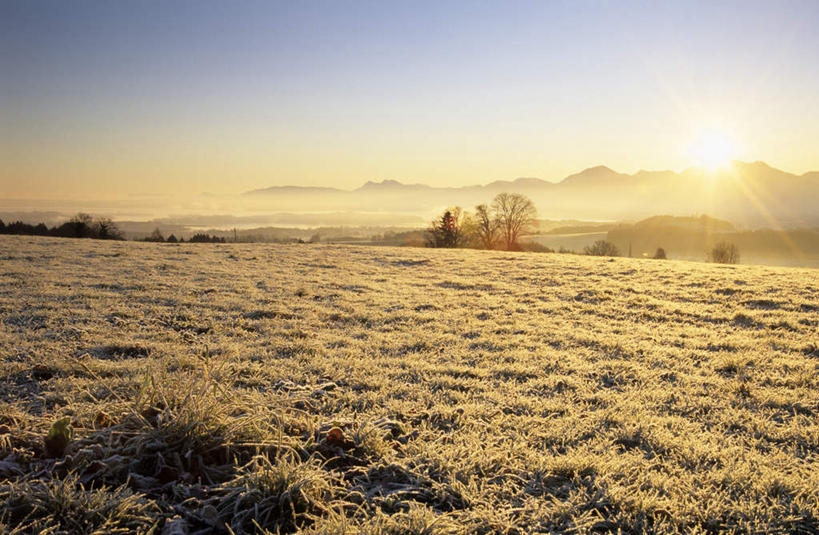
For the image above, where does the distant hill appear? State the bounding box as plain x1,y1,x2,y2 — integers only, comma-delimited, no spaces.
632,214,735,232
244,161,819,228
607,214,819,266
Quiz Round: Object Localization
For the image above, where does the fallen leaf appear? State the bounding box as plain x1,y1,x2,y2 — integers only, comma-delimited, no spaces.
94,411,114,428
327,427,345,445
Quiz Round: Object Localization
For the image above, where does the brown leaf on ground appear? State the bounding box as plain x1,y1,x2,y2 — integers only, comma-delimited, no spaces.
93,411,115,429
326,426,353,449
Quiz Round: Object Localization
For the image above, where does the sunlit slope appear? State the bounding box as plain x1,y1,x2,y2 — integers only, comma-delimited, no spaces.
1,236,817,533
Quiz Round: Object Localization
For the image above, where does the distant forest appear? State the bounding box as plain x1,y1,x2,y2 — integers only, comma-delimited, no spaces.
0,215,229,244
0,213,123,240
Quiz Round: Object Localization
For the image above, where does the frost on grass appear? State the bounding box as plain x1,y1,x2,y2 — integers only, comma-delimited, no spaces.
0,235,818,534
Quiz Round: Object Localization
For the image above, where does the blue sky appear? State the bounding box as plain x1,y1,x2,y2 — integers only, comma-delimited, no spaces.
2,0,818,198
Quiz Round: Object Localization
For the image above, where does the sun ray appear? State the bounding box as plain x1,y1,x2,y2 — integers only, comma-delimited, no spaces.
723,168,807,261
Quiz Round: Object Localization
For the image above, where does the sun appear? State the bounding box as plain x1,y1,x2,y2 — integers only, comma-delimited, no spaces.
687,128,739,171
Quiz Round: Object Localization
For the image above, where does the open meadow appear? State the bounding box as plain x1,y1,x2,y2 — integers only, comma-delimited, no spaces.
0,235,817,534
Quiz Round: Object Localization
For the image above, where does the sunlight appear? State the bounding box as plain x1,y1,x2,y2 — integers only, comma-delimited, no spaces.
688,128,739,171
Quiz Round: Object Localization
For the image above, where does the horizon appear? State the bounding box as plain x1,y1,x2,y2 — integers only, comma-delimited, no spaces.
2,159,816,203
3,1,819,201
2,158,818,237
249,160,818,192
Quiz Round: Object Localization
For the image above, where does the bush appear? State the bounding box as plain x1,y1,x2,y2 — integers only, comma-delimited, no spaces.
584,240,620,257
709,242,740,264
653,247,667,259
144,228,165,243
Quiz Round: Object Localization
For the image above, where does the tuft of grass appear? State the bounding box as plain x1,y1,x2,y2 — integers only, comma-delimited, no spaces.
211,453,335,533
298,504,459,535
0,475,159,534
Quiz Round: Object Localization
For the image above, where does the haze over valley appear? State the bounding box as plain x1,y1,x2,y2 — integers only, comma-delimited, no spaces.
5,159,818,230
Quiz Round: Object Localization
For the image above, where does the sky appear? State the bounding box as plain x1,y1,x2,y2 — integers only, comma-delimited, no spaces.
2,0,819,200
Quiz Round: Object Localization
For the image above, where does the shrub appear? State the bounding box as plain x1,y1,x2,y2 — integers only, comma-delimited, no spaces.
584,240,620,257
709,242,740,264
653,247,667,259
144,228,165,243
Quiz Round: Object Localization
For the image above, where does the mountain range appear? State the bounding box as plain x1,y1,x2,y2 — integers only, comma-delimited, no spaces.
244,162,819,228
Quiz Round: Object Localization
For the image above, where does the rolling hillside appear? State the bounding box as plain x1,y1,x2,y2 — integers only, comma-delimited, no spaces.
0,236,817,533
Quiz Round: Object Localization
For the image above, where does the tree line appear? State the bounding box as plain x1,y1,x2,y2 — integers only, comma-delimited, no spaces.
0,213,123,240
426,193,539,251
0,214,230,243
142,228,225,243
426,193,742,263
1,206,743,263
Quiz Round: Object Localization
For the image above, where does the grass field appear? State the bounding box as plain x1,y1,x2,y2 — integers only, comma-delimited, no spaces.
0,235,817,534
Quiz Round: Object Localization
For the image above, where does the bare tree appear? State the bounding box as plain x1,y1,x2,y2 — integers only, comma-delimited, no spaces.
491,193,537,250
93,217,123,240
709,242,739,264
70,213,94,226
584,239,620,257
474,204,499,250
146,228,165,243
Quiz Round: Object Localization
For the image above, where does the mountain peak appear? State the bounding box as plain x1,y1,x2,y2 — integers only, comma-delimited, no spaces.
356,179,409,191
512,177,551,186
561,165,622,186
733,160,772,169
583,165,616,174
